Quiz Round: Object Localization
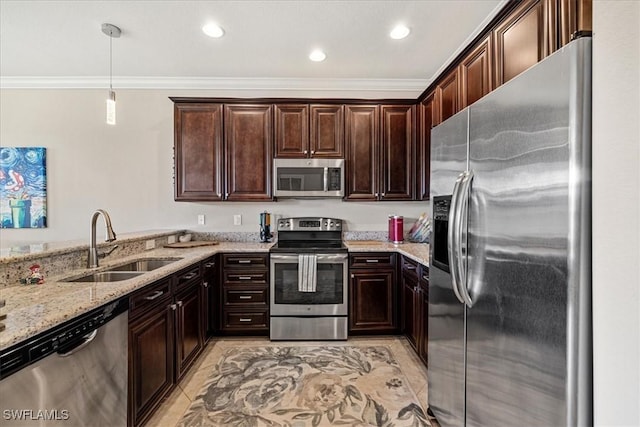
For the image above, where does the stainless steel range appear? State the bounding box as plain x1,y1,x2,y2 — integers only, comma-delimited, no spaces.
269,217,348,340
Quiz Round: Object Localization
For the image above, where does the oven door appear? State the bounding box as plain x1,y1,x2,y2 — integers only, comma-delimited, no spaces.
270,253,348,316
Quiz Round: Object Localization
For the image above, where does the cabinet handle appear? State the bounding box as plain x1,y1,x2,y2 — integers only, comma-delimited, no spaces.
170,304,177,311
239,295,252,300
351,274,355,279
144,290,164,301
366,259,379,263
239,318,252,322
382,193,386,197
304,150,308,155
238,260,251,264
177,301,183,307
205,262,215,268
181,272,198,281
375,193,379,197
311,150,315,155
422,275,429,281
405,265,417,270
238,276,252,280
217,193,222,198
203,281,209,288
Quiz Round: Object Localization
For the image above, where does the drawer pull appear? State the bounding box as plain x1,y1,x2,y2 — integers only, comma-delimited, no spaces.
422,275,429,281
181,272,198,281
239,318,252,322
203,281,209,288
144,290,164,301
405,265,417,270
366,259,379,263
238,276,252,280
204,262,215,268
238,295,252,300
238,260,251,264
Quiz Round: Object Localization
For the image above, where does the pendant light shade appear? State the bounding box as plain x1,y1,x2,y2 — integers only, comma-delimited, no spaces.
102,23,121,125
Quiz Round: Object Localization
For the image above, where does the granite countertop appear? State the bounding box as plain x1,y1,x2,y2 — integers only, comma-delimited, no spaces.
0,240,429,351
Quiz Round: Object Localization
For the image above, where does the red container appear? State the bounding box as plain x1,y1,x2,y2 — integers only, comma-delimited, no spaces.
388,215,404,243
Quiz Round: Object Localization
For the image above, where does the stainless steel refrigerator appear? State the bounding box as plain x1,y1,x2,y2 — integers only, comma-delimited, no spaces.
428,37,592,427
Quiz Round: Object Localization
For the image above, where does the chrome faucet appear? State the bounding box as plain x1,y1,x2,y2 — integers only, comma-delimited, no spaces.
88,209,117,268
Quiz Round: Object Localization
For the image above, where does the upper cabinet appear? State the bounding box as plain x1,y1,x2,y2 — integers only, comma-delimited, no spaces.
173,101,273,202
274,103,344,158
493,0,556,87
224,105,273,201
344,104,414,201
436,68,460,124
174,103,224,201
417,91,436,201
459,34,493,109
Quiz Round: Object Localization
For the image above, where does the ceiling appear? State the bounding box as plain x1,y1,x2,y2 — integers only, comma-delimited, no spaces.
0,1,506,97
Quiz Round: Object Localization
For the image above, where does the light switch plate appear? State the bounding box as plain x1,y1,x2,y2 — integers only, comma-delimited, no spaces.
167,235,176,244
197,214,205,225
234,214,242,225
145,239,155,250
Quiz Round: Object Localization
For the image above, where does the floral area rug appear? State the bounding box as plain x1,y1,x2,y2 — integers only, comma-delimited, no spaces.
177,345,430,427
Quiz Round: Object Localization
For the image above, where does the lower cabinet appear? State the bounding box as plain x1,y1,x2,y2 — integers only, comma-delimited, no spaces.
417,266,429,366
128,264,207,427
400,255,429,366
349,253,398,334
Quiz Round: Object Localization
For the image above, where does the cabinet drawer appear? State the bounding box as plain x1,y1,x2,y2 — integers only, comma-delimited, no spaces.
223,288,268,305
202,257,216,275
401,256,419,279
419,264,429,291
222,254,268,268
129,278,172,320
350,253,395,268
223,271,268,285
175,266,201,290
223,310,268,329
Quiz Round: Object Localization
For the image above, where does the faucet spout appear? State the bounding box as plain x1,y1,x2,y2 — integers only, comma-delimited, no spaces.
88,209,117,268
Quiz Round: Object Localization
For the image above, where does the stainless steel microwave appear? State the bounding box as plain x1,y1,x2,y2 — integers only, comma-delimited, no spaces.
273,158,344,198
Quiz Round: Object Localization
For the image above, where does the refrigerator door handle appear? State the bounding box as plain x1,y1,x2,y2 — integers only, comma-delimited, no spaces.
457,170,474,307
448,172,466,304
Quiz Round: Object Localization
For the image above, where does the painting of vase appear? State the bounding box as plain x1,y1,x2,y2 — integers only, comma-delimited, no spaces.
0,147,47,228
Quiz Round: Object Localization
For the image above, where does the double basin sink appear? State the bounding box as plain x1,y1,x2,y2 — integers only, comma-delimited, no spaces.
67,258,183,282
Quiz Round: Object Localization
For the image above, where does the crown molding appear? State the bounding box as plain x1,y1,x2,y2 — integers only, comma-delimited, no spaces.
0,76,429,97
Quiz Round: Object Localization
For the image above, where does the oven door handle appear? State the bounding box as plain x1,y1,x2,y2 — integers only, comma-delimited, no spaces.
270,253,347,263
270,254,300,262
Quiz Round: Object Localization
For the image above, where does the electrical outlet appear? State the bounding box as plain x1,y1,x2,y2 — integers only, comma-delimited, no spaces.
234,214,242,225
145,239,156,250
197,214,205,225
167,235,176,244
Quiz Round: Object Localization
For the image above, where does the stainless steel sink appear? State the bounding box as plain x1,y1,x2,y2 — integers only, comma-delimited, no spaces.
67,271,144,282
107,258,182,272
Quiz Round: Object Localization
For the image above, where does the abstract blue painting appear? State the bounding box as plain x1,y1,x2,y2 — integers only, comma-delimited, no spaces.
0,147,47,228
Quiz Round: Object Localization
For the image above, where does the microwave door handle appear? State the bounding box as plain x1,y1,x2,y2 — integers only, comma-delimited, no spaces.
323,167,329,192
448,172,466,305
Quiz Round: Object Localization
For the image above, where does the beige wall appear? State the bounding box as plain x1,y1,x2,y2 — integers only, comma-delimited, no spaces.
593,1,640,425
0,89,428,246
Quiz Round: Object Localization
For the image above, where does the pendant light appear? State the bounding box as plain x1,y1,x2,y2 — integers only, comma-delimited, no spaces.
102,23,121,125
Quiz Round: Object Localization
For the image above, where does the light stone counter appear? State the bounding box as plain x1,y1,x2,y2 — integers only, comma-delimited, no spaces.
0,242,272,350
344,241,430,266
1,239,428,351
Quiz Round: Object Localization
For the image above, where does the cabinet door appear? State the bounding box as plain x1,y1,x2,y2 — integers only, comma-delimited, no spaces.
175,282,204,380
401,274,419,350
437,68,460,124
344,105,379,201
129,304,175,427
310,104,344,158
493,0,556,87
417,92,435,200
418,286,429,366
203,257,218,336
349,269,396,333
274,104,309,158
174,104,223,201
558,0,591,48
459,35,493,109
224,105,273,201
380,105,414,201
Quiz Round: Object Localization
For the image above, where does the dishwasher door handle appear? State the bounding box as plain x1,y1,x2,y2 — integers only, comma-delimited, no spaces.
57,329,98,357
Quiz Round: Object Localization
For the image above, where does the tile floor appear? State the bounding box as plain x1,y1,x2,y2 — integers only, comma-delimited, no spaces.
147,336,433,426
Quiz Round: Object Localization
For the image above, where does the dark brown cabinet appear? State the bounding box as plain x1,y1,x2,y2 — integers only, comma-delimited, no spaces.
128,279,175,427
417,91,436,201
174,104,224,201
345,104,414,201
459,34,493,109
436,68,460,125
493,0,556,87
224,105,273,201
400,255,429,366
220,253,269,334
128,265,207,427
349,253,397,333
559,0,592,47
202,256,218,336
274,104,344,158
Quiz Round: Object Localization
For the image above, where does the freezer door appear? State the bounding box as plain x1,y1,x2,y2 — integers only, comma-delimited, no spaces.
428,109,468,427
465,38,591,427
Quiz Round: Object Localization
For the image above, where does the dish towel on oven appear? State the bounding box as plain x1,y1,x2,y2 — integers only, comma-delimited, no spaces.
298,254,317,292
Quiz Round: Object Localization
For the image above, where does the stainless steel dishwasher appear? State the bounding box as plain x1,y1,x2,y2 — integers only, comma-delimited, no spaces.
0,297,128,426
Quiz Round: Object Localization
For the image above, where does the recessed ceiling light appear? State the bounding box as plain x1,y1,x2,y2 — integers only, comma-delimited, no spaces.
202,23,224,38
309,49,326,62
390,24,410,40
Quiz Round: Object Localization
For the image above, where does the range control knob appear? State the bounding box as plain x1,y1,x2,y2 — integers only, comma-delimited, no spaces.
335,221,341,227
329,221,334,227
